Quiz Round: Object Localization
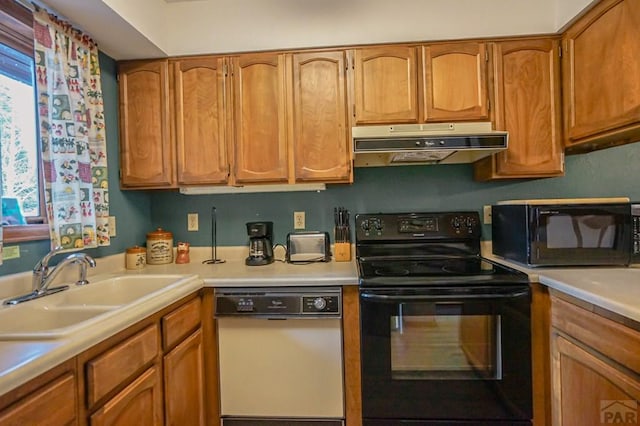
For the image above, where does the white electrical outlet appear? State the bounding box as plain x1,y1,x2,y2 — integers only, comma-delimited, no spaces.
483,205,492,225
108,216,117,237
294,211,305,229
188,213,199,231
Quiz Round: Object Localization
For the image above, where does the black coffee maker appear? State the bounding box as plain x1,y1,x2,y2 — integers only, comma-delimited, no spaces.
245,221,274,266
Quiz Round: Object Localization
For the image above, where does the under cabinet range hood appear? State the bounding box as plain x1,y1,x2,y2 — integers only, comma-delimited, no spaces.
352,122,508,166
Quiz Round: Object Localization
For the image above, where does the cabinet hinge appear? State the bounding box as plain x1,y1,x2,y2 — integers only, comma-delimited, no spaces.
558,45,562,58
485,50,489,62
223,63,228,77
352,104,356,117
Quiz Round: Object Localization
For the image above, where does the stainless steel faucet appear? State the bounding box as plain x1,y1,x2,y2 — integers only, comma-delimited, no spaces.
4,247,97,305
32,247,97,294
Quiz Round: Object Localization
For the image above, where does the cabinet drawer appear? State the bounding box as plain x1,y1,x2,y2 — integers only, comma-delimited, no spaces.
0,372,76,425
86,324,159,407
162,296,201,350
551,296,640,373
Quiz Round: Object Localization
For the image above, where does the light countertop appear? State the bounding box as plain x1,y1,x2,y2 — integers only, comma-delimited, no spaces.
0,247,358,397
482,243,640,323
1,244,638,399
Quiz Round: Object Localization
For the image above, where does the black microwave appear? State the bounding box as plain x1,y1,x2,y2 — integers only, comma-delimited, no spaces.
492,199,640,267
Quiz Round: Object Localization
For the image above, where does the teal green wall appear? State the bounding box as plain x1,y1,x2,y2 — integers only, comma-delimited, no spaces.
150,143,640,248
0,53,152,276
2,51,639,275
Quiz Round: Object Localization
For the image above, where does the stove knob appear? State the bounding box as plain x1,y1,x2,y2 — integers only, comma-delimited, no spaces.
361,220,371,231
373,219,384,231
313,297,327,311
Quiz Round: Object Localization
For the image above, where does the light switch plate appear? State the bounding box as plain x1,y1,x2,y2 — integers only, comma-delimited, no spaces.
188,213,199,231
483,205,492,225
108,216,117,237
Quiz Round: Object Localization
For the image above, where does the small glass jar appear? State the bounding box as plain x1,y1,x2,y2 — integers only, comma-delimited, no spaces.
146,228,173,265
125,246,146,270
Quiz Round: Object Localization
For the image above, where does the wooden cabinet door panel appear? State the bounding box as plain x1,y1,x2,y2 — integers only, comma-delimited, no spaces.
354,46,419,124
232,53,288,183
552,335,640,426
173,57,229,185
494,39,563,177
164,329,205,426
86,324,159,407
0,372,76,426
90,366,163,426
119,60,173,188
292,51,351,182
563,0,640,145
423,42,489,121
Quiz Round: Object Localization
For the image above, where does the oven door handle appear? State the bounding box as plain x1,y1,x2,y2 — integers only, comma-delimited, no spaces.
360,289,529,302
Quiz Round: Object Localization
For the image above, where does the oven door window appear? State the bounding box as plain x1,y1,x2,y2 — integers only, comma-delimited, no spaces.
359,287,532,421
391,303,501,381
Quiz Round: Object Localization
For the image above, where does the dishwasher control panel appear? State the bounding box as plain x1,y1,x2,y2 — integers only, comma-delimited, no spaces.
215,287,341,317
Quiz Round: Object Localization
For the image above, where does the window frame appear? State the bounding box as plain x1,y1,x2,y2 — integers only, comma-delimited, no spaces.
0,0,48,242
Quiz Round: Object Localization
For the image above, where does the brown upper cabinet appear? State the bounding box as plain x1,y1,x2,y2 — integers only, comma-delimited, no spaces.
352,41,490,125
562,0,640,153
422,42,490,122
172,57,230,186
290,51,351,182
119,60,174,188
119,51,353,189
231,53,289,184
353,46,419,124
475,38,564,180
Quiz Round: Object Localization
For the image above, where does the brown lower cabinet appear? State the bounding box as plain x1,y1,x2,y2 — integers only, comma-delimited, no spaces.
550,292,640,426
0,291,208,426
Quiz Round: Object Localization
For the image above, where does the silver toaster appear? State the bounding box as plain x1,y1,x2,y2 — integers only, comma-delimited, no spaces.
286,231,331,263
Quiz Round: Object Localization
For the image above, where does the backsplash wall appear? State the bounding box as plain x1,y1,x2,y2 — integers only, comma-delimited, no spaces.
150,142,640,248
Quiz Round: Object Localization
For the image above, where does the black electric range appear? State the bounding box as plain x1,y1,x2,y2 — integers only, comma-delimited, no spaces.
355,211,533,426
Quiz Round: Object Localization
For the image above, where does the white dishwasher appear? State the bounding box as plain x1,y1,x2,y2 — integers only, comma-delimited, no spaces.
215,287,344,426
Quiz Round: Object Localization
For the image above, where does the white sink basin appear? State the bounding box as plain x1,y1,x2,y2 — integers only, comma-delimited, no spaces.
0,274,198,340
0,306,113,338
47,275,189,307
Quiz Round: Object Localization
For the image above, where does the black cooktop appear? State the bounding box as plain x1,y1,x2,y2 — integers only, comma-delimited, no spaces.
355,212,529,287
358,256,528,287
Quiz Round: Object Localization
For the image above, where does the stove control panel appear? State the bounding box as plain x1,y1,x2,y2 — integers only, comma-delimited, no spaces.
355,212,481,241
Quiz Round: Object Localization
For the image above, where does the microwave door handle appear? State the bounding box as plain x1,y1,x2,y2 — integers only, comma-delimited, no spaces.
360,289,529,302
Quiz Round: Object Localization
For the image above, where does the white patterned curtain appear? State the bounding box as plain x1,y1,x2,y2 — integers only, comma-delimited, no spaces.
33,9,109,250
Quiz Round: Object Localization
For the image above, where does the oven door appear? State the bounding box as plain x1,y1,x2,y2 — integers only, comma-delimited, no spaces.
359,285,532,424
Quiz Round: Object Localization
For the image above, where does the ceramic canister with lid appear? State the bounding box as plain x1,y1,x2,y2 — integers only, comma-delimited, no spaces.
125,245,146,269
146,228,173,264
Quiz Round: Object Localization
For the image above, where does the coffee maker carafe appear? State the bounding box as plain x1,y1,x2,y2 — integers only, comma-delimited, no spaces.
245,221,274,266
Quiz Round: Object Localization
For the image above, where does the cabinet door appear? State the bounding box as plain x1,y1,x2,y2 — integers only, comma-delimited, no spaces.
291,51,351,182
0,372,76,425
563,0,640,150
119,60,174,188
422,42,490,122
90,366,163,426
164,329,205,426
551,334,640,426
231,53,289,184
353,46,419,124
173,57,229,185
474,39,564,180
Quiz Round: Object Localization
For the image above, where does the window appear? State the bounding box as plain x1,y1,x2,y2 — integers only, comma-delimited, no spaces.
0,0,48,242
